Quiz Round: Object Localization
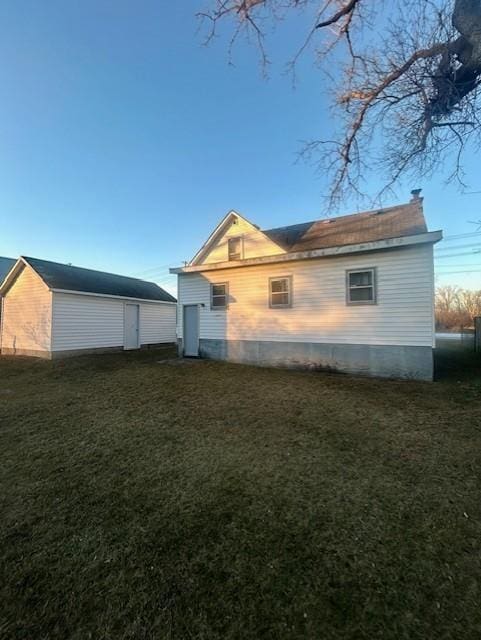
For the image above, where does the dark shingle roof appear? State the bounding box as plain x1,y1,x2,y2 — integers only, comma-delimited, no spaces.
23,257,176,302
263,201,427,253
0,257,16,283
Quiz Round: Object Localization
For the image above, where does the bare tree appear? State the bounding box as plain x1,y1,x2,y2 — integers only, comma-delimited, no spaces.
198,1,481,207
436,284,461,312
436,284,481,329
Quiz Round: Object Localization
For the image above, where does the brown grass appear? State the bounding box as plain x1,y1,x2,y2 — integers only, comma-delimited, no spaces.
1,346,480,639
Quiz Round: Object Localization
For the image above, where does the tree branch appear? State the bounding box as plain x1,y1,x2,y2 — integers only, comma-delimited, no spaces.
315,0,361,29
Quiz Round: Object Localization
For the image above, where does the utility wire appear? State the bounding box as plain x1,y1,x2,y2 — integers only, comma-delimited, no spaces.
436,269,481,275
442,231,481,241
435,242,481,253
435,250,481,260
436,263,481,268
132,263,177,277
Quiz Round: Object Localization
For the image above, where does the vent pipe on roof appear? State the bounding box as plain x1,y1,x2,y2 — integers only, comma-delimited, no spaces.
410,188,422,201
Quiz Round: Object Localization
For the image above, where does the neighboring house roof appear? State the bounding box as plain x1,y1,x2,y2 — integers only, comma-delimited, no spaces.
2,256,176,303
0,257,16,284
263,201,427,253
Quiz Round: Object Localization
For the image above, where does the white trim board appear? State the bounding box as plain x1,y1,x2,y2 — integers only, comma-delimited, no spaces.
50,289,176,305
171,231,443,274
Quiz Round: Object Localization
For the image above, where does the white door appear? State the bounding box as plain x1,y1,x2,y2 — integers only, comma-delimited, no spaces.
124,303,140,350
183,305,199,357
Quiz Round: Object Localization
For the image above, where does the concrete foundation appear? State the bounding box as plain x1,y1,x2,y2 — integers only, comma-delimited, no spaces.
1,342,175,360
50,346,124,359
196,338,433,381
1,347,52,359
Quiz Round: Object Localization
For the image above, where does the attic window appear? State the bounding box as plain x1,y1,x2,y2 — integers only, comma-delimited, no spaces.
228,237,242,261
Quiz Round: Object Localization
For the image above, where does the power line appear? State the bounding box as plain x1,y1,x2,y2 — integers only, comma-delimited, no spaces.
140,272,174,281
441,231,481,241
436,263,481,268
152,274,174,279
435,250,481,260
436,241,481,252
436,269,481,275
435,242,481,253
132,263,177,277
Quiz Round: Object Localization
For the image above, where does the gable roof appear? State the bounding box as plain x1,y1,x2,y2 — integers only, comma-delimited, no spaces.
171,196,442,274
0,257,16,284
263,201,427,253
3,257,176,303
190,209,282,265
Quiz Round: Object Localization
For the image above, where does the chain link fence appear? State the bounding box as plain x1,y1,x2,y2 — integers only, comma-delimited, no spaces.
436,327,476,351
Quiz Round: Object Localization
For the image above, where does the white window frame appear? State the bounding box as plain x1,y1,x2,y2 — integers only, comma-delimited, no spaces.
211,282,229,310
346,268,377,305
228,236,243,261
269,276,292,309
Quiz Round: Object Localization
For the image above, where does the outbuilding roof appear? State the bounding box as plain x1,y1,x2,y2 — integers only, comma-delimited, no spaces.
0,257,16,284
263,201,427,253
21,257,176,302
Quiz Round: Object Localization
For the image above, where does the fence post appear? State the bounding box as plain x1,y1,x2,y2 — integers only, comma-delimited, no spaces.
475,317,481,353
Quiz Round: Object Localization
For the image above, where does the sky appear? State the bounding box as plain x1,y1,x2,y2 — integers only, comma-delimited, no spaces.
0,0,480,295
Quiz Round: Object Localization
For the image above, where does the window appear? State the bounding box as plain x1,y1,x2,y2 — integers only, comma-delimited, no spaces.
211,282,228,309
269,276,292,308
228,237,242,261
346,268,376,304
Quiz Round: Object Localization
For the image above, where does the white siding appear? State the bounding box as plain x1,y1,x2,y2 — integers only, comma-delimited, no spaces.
52,293,124,351
52,292,176,351
201,216,284,264
1,265,52,352
177,245,435,347
140,303,176,344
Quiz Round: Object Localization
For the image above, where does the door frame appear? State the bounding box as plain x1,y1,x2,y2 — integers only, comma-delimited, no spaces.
183,304,200,357
123,302,140,350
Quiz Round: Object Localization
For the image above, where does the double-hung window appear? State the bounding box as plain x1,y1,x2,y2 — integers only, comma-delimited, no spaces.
269,276,292,308
346,268,376,304
228,237,242,261
211,283,229,309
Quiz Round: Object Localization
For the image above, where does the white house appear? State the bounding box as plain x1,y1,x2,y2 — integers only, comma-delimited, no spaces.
0,256,176,359
170,192,442,380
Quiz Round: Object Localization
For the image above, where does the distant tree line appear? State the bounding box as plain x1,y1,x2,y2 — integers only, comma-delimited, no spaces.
436,285,481,330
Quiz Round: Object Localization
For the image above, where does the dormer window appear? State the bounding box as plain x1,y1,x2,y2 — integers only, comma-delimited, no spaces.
228,237,242,261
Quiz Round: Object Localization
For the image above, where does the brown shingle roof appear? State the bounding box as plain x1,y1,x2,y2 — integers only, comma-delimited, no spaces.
263,201,427,253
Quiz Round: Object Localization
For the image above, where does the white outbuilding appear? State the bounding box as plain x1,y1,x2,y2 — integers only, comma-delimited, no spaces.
0,256,176,359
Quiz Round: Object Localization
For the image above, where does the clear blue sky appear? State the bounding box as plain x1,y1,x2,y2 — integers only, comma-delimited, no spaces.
1,0,480,294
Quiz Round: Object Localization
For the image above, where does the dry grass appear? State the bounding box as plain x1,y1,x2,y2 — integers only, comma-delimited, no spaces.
1,346,480,639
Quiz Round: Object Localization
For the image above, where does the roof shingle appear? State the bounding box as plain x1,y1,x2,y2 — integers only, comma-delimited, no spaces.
0,257,16,284
23,257,176,303
263,201,427,253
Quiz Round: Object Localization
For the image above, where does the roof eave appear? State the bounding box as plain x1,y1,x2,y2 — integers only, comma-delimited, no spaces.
50,288,176,304
170,230,443,274
0,257,29,295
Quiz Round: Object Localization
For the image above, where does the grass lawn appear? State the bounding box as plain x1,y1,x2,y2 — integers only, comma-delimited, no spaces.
1,346,481,639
